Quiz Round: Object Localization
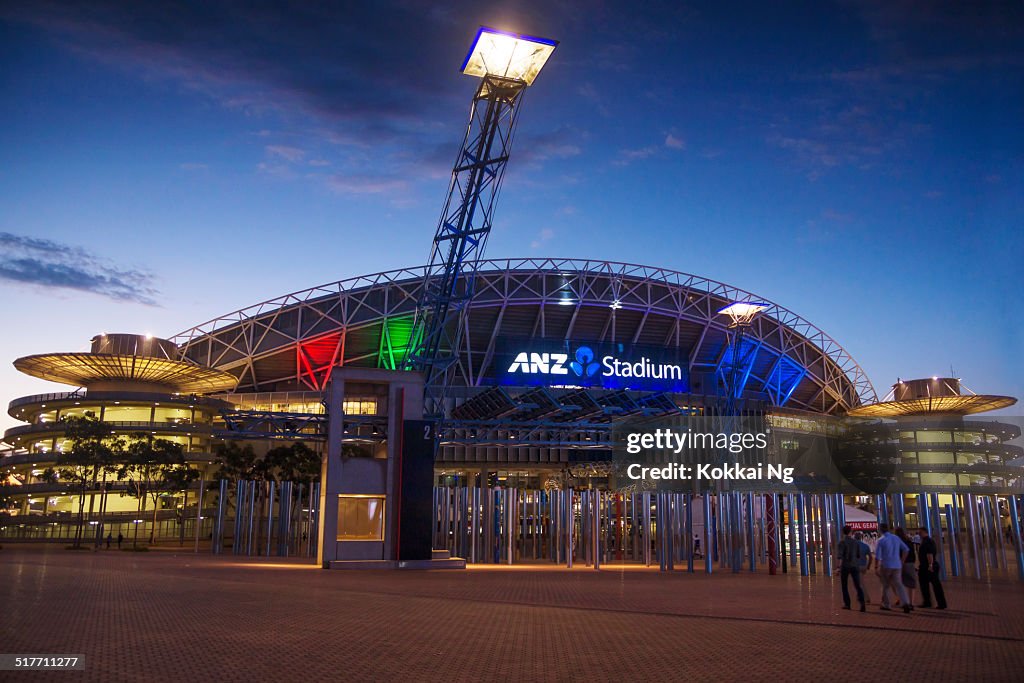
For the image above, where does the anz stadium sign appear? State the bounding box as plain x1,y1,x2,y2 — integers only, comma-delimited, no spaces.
491,339,688,392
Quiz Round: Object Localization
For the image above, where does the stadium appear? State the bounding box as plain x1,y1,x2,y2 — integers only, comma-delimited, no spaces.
2,28,1021,575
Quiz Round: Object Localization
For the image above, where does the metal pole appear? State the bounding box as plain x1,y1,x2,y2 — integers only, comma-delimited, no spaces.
928,493,943,579
640,491,650,568
1008,495,1024,581
566,489,574,569
797,494,809,577
966,493,982,578
265,480,275,557
983,495,997,571
702,494,712,574
233,480,245,555
247,480,257,556
213,479,226,555
944,504,958,577
992,495,1007,570
952,495,963,576
685,493,694,573
193,478,205,553
822,494,833,576
746,492,756,572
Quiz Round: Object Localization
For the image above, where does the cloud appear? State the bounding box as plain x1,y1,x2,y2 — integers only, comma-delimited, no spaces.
0,232,159,304
614,145,659,166
664,133,685,150
820,208,854,223
325,174,407,195
530,228,555,249
265,145,305,162
515,127,583,166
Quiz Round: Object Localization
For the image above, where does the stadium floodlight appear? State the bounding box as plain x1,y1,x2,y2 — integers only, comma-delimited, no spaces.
718,301,769,328
407,25,558,418
460,27,558,85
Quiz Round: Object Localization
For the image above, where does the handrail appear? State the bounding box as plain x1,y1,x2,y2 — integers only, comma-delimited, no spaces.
9,391,230,414
3,421,214,440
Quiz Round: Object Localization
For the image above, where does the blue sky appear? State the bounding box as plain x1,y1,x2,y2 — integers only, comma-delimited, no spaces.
1,1,1021,430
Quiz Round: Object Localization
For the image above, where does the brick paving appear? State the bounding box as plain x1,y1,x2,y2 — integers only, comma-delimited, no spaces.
1,545,1023,681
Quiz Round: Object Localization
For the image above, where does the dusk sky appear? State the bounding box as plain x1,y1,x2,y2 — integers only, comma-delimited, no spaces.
1,1,1021,430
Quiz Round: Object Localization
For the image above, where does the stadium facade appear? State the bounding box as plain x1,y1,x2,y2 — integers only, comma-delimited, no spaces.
2,259,1021,576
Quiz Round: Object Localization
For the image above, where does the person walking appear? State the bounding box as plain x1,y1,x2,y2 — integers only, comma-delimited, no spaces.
917,527,948,609
105,532,112,549
895,527,918,610
874,523,912,614
836,525,866,611
117,532,124,549
693,535,702,559
854,531,873,604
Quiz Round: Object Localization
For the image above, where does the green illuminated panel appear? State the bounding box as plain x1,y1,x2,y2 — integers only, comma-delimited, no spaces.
377,316,421,370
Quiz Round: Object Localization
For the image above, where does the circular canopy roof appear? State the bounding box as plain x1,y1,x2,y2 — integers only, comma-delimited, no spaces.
14,353,238,394
846,394,1016,418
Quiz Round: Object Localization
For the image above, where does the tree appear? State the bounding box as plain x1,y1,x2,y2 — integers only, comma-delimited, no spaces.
213,442,268,481
42,413,121,549
264,442,322,485
115,434,199,547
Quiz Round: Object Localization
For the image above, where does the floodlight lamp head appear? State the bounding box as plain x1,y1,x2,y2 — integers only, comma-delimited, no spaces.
461,26,558,85
718,301,769,328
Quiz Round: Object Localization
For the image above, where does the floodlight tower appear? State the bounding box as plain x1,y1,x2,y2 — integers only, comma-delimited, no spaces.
406,27,558,416
717,301,769,574
717,301,769,416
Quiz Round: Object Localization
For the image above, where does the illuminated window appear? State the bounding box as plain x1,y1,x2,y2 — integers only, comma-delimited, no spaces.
919,472,957,487
336,495,385,541
915,431,950,444
343,398,378,416
917,452,954,464
104,406,144,422
154,407,192,424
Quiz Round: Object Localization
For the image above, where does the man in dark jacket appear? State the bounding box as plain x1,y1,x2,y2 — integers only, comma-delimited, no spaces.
917,527,947,609
836,525,866,611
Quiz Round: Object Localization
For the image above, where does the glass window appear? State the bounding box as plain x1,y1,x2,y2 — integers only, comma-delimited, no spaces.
103,405,147,423
919,472,956,487
154,407,192,424
917,451,954,464
915,430,951,444
336,495,385,541
343,398,378,416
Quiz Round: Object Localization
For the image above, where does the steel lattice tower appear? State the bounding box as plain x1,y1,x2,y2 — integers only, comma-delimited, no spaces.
406,28,557,417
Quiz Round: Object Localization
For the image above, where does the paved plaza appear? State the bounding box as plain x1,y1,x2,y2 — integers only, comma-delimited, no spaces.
1,545,1023,681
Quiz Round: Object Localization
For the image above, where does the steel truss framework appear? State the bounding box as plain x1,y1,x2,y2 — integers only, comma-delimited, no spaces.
172,259,878,416
408,75,527,416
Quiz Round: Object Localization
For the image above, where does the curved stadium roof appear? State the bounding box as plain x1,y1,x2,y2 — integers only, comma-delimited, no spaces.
171,258,877,414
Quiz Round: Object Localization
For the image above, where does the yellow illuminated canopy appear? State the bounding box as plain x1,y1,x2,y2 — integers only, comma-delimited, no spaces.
847,395,1017,417
14,353,238,394
460,26,558,85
